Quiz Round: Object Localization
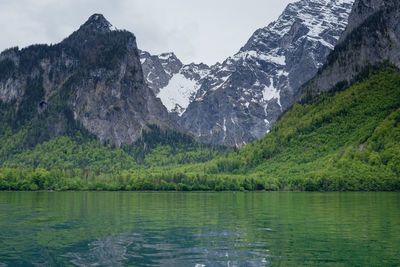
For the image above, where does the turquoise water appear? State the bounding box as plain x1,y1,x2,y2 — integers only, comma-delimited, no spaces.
0,192,399,266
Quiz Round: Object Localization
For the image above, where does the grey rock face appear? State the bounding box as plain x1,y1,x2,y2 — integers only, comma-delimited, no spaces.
0,14,173,147
178,0,354,147
140,51,183,95
0,47,22,103
141,0,354,147
140,52,210,116
300,0,400,98
82,13,114,33
339,0,386,41
156,62,210,116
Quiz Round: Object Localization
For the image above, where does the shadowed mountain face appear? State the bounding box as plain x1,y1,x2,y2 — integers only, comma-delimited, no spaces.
300,0,400,98
141,0,355,147
0,14,173,147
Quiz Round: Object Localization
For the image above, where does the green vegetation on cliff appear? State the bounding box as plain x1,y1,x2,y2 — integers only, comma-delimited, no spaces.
207,65,400,191
1,65,400,191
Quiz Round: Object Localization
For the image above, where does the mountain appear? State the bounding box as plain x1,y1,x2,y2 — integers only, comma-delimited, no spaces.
0,14,173,148
204,0,400,190
139,50,183,95
141,0,355,147
140,51,210,115
206,64,400,191
300,0,400,98
1,0,399,192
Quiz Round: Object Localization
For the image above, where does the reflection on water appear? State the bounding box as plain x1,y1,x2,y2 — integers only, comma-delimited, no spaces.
63,230,271,266
0,192,399,266
64,233,138,267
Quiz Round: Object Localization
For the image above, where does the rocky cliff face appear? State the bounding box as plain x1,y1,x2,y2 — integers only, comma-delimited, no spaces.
300,0,400,98
0,14,173,147
140,52,210,116
142,0,355,147
340,0,387,40
139,51,183,95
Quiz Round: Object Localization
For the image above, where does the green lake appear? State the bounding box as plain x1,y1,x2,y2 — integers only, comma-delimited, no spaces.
0,192,399,266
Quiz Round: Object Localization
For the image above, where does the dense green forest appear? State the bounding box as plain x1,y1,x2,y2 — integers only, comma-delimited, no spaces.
1,65,400,191
208,64,400,191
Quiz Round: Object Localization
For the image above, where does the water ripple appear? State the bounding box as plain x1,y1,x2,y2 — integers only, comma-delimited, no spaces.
63,230,273,266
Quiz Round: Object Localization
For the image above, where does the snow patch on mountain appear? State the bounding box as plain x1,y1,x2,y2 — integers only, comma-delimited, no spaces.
157,73,201,116
262,78,281,107
158,53,175,60
140,0,355,146
178,0,355,146
235,50,286,65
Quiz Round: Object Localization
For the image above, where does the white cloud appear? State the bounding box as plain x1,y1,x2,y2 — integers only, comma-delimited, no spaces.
0,0,296,65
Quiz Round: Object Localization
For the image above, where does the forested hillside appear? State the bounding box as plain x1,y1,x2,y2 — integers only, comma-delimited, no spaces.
1,64,399,191
1,1,399,191
207,64,400,191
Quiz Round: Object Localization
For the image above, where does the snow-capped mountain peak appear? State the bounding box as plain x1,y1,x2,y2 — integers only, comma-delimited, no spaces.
141,0,355,146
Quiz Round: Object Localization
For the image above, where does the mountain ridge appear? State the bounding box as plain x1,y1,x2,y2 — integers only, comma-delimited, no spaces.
141,0,355,147
1,0,400,192
299,0,400,99
0,14,174,148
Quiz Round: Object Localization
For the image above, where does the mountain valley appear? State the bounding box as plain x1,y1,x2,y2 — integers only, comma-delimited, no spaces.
0,0,399,192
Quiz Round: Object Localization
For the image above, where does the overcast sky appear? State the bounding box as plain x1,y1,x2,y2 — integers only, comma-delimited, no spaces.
0,0,296,65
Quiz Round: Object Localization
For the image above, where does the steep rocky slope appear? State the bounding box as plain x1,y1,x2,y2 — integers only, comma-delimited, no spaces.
301,0,400,97
139,51,183,95
142,0,355,146
207,0,400,189
140,51,210,115
0,14,173,147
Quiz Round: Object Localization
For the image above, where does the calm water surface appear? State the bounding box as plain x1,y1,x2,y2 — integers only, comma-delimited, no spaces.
0,192,399,266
